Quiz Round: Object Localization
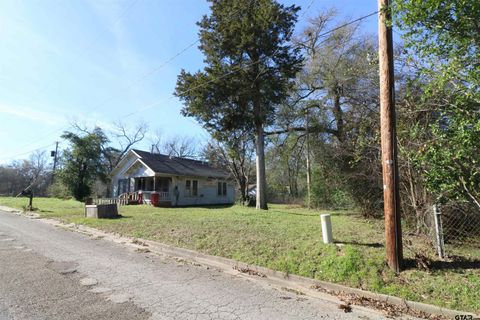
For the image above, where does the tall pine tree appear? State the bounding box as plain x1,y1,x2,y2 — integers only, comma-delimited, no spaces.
174,0,302,209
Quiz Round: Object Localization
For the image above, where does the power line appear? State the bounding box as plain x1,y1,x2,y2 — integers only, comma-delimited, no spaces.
121,9,379,118
24,0,143,105
79,0,256,115
318,10,378,38
9,125,65,153
9,0,144,153
8,6,378,161
302,0,316,18
81,0,142,55
10,1,254,151
0,143,56,162
105,8,378,119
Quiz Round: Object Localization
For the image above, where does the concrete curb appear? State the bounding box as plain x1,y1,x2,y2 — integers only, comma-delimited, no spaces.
1,207,477,319
0,206,23,213
135,238,478,319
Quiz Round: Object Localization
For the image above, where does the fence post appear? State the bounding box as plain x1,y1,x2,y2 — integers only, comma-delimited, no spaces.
433,204,445,259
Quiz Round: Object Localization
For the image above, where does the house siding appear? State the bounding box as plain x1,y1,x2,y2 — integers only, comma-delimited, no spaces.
111,155,153,196
172,176,235,206
112,154,136,196
111,150,235,206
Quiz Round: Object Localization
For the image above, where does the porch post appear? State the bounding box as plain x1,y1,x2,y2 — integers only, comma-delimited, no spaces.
153,176,156,192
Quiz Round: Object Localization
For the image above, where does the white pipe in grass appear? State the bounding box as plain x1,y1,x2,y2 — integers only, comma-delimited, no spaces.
320,214,333,244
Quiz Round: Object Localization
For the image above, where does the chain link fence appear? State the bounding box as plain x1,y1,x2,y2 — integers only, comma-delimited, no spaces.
430,203,480,259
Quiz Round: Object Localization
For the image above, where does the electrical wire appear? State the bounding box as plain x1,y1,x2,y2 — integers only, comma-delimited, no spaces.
0,143,56,162
120,9,379,118
9,0,144,152
9,1,256,152
23,0,143,106
6,6,379,161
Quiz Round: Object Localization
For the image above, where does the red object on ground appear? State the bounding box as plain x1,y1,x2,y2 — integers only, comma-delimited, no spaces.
150,192,159,207
138,191,143,204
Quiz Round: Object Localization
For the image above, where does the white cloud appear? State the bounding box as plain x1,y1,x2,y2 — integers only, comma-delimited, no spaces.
86,0,146,73
0,103,64,126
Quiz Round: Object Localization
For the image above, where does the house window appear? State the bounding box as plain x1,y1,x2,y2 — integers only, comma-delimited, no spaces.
186,180,198,197
192,180,198,196
218,181,227,196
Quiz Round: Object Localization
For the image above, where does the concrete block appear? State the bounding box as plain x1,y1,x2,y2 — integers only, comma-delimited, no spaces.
85,204,119,219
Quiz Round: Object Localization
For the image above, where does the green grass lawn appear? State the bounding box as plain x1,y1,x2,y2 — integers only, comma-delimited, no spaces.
1,196,479,313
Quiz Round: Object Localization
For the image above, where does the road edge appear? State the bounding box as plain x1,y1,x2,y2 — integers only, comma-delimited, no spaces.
1,207,477,319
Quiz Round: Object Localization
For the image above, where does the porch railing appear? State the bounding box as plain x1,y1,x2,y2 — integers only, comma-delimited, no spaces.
115,191,170,206
93,197,128,206
158,191,170,198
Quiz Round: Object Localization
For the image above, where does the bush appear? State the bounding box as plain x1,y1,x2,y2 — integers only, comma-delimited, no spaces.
47,181,72,199
309,166,355,210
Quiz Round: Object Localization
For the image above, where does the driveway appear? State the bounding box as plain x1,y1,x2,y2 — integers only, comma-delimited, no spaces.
0,209,394,320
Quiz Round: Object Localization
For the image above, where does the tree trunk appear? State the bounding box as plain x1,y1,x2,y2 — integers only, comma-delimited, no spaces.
305,111,312,208
238,175,247,203
255,123,268,210
332,89,345,142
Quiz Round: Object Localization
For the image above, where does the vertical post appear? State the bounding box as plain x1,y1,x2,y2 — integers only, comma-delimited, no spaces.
378,0,403,272
433,204,445,259
305,109,312,209
51,141,59,185
28,192,33,211
320,214,333,244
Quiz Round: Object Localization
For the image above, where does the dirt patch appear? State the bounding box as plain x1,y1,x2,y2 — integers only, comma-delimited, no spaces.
281,287,305,296
311,284,447,319
233,266,267,278
131,239,149,246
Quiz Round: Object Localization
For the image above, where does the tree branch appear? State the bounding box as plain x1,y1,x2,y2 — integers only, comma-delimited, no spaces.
265,125,338,137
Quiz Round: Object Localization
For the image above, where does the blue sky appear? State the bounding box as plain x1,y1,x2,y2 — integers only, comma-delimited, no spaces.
0,0,380,164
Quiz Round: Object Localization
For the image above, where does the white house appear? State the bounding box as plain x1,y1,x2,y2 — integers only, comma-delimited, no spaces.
111,149,235,207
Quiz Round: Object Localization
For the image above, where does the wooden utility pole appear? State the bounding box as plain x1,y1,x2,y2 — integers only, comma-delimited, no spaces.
378,0,403,272
51,141,59,185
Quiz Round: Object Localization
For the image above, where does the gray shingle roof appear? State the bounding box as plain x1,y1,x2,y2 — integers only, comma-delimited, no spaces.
132,149,231,179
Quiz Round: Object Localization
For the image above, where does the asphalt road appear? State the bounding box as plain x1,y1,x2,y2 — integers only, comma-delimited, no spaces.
0,209,393,320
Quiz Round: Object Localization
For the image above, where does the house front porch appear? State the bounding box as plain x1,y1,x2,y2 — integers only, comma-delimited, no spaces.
118,176,173,207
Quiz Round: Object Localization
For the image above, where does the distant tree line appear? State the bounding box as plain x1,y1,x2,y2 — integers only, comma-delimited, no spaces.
0,151,51,197
0,121,206,202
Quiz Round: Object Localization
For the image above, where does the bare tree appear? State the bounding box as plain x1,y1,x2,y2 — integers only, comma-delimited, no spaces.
149,129,163,154
113,121,148,156
162,135,199,159
203,133,255,204
109,120,148,169
69,120,148,172
27,151,49,187
0,151,50,196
